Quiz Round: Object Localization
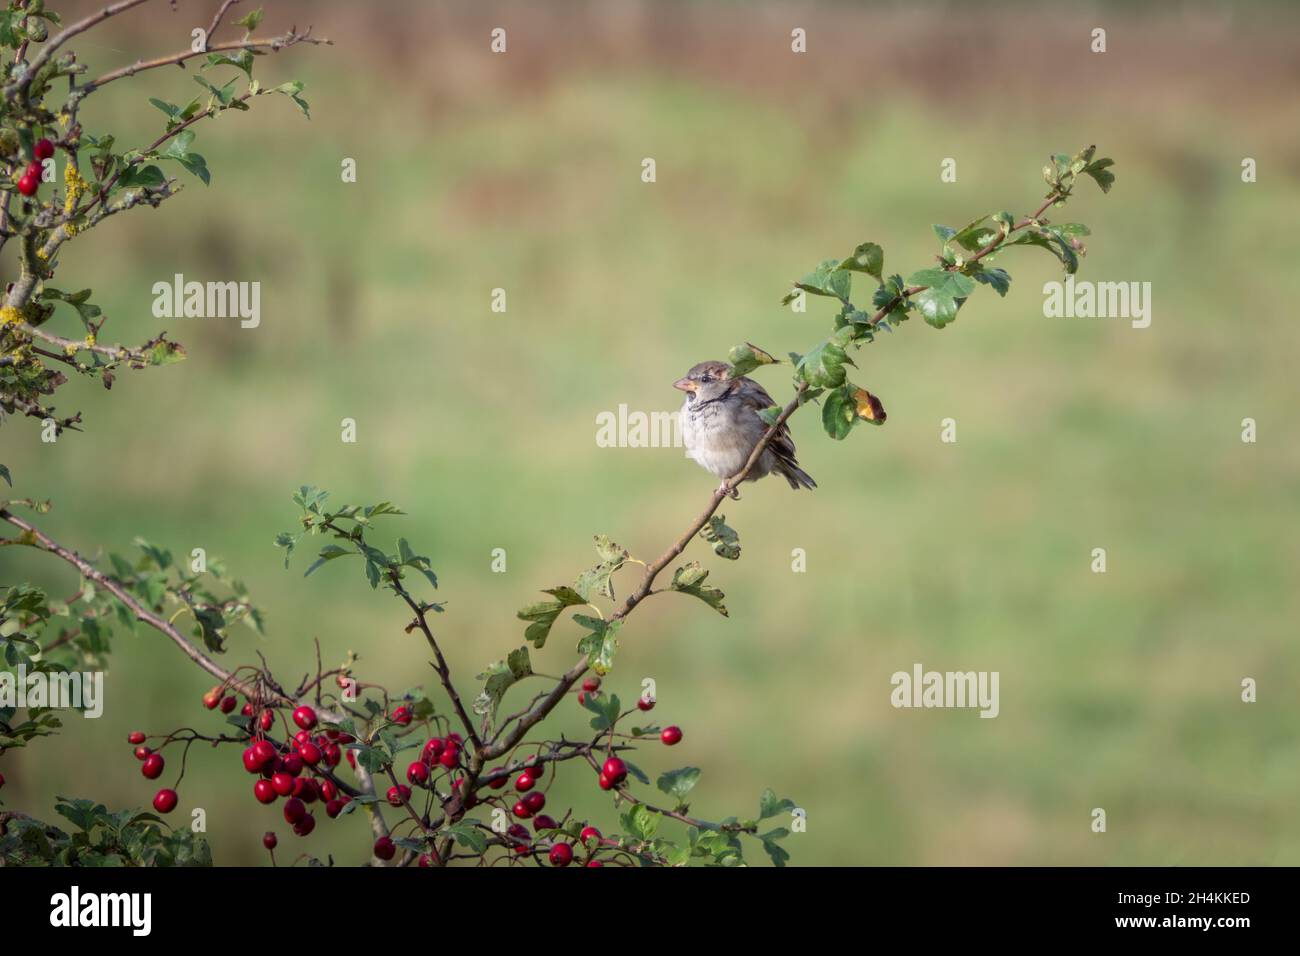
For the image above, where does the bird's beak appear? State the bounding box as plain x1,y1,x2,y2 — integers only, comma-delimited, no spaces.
673,377,696,393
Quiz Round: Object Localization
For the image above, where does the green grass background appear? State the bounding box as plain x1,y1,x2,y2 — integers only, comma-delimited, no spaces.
2,0,1299,865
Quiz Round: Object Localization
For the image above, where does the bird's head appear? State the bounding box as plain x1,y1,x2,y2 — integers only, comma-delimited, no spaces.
673,360,734,404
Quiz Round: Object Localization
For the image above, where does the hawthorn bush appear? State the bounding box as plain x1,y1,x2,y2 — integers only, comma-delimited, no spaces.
0,0,1115,867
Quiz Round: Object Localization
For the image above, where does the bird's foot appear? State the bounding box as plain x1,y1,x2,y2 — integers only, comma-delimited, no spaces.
717,480,740,500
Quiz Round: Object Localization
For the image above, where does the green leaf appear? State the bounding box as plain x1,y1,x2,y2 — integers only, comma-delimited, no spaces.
118,164,165,189
759,788,796,820
656,766,701,805
574,535,628,602
148,98,179,118
835,241,883,281
969,265,1011,297
726,342,778,378
38,288,102,330
932,223,957,246
574,616,621,676
622,804,660,841
234,8,265,30
1081,155,1116,193
441,823,487,854
146,338,186,365
950,215,999,252
906,269,976,329
203,49,254,78
821,385,855,440
760,828,791,868
698,514,740,560
516,586,585,648
1006,228,1079,274
581,692,621,731
303,543,353,578
790,257,852,302
757,406,782,427
796,339,848,388
0,464,10,486
474,646,533,720
669,562,727,617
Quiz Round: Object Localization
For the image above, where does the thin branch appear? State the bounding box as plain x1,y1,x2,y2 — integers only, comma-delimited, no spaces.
6,0,154,100
85,30,331,92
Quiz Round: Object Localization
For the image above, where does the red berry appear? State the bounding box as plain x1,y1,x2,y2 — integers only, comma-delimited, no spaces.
152,788,178,813
271,773,294,797
512,800,532,820
549,843,574,867
127,731,146,745
601,757,627,783
241,702,254,717
422,738,444,761
418,854,432,867
587,860,603,867
297,742,322,766
242,747,263,774
407,761,429,785
446,733,463,746
325,799,344,818
391,705,412,726
0,772,5,788
438,748,458,769
324,743,342,767
141,753,165,779
220,695,237,714
522,791,546,814
582,677,601,693
253,779,276,804
252,740,276,765
577,692,588,706
293,730,312,747
282,797,306,825
373,836,396,860
33,138,54,161
203,687,222,709
292,813,316,836
598,773,613,791
292,705,317,730
16,174,36,197
661,726,683,746
319,780,337,802
514,773,535,793
282,753,304,776
293,778,318,803
258,711,274,732
133,745,152,761
487,768,508,790
580,826,602,845
262,832,277,850
524,760,544,780
533,814,558,831
386,785,410,807
637,696,656,712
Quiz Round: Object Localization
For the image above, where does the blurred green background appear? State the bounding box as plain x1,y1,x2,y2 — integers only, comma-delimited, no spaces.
3,0,1299,865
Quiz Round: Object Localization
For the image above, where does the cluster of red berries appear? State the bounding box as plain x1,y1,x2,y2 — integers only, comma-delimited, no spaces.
128,694,368,845
15,138,53,197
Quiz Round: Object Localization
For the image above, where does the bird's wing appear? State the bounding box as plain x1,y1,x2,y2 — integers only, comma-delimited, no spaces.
732,376,800,462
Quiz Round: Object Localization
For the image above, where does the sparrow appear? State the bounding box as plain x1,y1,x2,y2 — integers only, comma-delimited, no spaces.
674,360,816,494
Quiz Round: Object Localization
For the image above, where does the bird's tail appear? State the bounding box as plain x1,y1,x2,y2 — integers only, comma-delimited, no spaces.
776,460,817,490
